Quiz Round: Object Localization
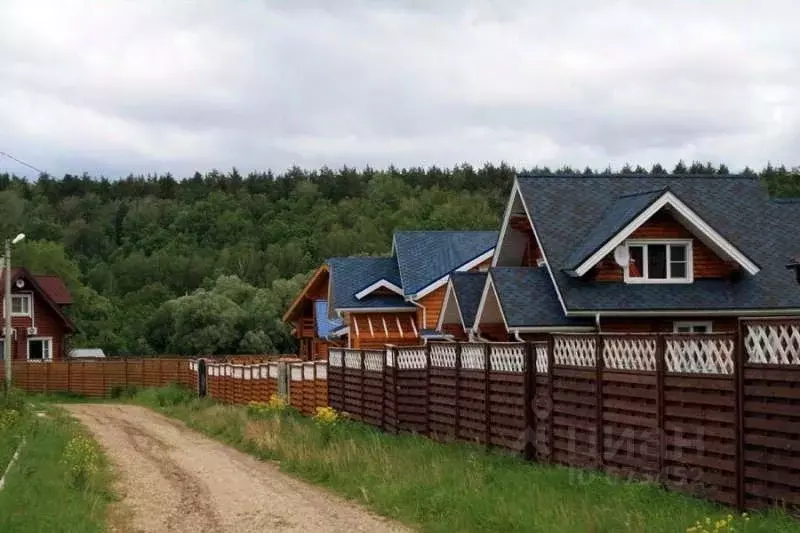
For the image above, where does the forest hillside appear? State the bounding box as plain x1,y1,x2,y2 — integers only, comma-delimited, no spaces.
0,162,796,356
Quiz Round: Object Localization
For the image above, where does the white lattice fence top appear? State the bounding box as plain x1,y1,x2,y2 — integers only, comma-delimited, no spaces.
385,347,394,367
258,365,268,379
490,344,524,372
315,362,328,380
397,347,426,369
189,360,196,372
268,364,278,378
303,363,315,380
665,336,734,374
243,367,253,380
329,349,343,367
232,365,243,379
430,344,456,368
462,344,485,370
603,337,656,371
290,364,303,380
344,350,362,369
745,323,800,365
364,351,384,371
554,336,596,367
534,343,548,373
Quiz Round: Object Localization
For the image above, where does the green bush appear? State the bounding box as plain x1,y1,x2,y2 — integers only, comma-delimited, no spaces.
61,435,100,489
135,384,194,407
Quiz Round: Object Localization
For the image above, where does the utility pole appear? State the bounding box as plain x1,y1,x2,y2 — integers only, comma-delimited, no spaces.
3,233,24,391
4,239,11,390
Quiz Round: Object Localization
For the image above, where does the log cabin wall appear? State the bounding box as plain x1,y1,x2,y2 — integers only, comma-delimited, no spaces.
593,210,735,282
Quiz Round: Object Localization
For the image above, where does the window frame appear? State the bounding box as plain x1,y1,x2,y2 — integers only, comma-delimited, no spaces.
623,239,693,284
4,292,33,317
673,321,713,334
27,337,53,362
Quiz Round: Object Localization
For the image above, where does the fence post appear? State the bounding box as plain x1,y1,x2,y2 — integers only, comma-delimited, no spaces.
340,351,346,410
67,359,71,394
381,349,386,431
454,343,462,441
45,361,49,395
484,343,491,449
392,347,399,434
425,343,431,436
124,357,128,389
359,350,365,421
523,342,536,461
655,334,666,485
595,333,604,470
735,320,746,511
547,335,555,463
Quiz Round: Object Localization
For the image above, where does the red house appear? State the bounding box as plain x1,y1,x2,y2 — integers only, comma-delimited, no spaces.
0,268,74,361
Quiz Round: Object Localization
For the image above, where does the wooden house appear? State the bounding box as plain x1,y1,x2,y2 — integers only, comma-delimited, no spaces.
284,231,497,355
438,174,800,340
0,268,74,361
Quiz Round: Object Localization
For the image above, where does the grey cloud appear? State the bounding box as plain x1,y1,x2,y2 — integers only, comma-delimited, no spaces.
0,0,798,178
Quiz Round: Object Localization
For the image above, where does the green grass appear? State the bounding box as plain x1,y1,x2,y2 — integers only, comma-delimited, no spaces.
0,392,115,533
132,385,798,533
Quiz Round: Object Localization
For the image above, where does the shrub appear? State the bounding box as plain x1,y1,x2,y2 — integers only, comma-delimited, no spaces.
62,435,100,488
0,408,21,432
312,406,339,425
109,385,139,399
247,394,289,418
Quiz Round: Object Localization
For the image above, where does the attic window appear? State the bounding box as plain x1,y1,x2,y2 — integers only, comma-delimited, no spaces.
6,294,32,317
625,240,692,283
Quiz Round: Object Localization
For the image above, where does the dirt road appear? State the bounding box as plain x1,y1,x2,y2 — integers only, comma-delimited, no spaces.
64,404,409,533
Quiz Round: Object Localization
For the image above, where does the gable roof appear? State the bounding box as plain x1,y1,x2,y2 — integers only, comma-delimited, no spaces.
327,256,414,316
490,267,593,329
450,272,487,329
393,231,497,298
563,189,666,271
0,268,75,331
281,264,328,323
515,174,800,313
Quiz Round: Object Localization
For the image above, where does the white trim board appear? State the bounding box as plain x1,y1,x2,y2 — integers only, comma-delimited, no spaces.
354,279,404,300
569,190,760,277
412,248,495,300
512,326,596,333
435,278,466,333
470,273,509,334
336,307,417,314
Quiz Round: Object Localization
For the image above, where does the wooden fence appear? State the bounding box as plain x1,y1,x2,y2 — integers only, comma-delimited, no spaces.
328,318,800,513
190,360,328,416
0,358,193,397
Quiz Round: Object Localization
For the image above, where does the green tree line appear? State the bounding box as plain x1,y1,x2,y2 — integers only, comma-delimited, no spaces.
0,161,796,356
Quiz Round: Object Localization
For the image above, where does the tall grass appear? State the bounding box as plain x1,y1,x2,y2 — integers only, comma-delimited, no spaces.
137,386,798,533
0,403,114,533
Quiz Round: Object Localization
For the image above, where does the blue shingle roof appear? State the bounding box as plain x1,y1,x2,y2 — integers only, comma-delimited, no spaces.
327,256,413,316
314,300,344,339
491,267,593,328
450,272,487,328
394,231,498,297
516,174,800,311
563,189,667,271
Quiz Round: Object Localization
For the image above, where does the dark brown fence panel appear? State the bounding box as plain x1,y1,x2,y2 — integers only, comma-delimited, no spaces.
602,370,659,480
551,366,597,467
428,366,457,440
458,369,487,445
396,369,427,434
742,364,800,509
663,374,737,507
488,371,525,452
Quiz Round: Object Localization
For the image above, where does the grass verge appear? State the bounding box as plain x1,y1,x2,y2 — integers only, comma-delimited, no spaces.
0,390,115,533
132,385,797,533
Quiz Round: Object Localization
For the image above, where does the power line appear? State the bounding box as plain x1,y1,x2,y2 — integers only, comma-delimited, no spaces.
0,151,47,175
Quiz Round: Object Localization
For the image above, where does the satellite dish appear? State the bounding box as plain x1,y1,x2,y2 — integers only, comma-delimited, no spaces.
15,278,24,289
613,245,630,268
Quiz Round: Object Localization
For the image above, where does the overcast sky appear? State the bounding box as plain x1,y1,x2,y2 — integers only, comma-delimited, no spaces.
1,1,798,178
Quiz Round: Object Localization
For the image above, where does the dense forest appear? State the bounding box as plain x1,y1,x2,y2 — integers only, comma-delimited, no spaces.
0,161,797,356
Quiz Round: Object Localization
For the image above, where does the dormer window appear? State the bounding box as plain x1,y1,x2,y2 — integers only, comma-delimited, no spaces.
624,240,692,283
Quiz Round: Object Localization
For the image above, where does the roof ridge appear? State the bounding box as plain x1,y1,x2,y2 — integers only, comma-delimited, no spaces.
517,173,759,180
617,187,669,199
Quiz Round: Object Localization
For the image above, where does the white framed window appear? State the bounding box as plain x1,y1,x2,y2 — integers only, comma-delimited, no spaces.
27,337,53,361
7,294,32,317
624,240,692,283
673,321,712,334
